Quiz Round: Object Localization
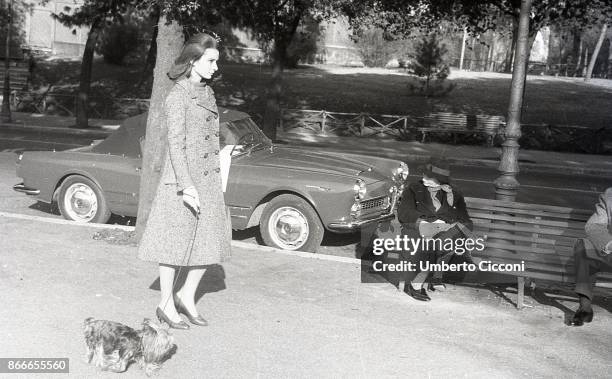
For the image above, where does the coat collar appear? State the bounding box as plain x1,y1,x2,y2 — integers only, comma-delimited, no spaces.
412,182,447,214
176,79,218,115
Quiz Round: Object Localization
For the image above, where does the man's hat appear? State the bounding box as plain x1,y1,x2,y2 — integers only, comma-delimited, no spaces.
421,159,451,184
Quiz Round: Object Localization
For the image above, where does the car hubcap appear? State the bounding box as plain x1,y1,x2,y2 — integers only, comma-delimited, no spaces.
268,207,309,250
63,183,98,222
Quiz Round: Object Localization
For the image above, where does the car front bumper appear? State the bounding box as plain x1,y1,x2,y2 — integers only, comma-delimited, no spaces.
327,211,396,231
13,183,40,195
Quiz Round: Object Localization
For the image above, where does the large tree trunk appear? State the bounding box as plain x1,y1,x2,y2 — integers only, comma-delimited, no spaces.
1,0,13,123
494,0,532,201
75,18,101,128
585,24,608,82
134,16,183,241
261,14,303,141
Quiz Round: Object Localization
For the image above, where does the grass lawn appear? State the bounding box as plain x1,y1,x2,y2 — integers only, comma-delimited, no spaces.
31,58,612,130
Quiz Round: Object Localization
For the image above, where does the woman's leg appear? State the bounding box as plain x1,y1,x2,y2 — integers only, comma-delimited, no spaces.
176,267,207,316
158,264,182,322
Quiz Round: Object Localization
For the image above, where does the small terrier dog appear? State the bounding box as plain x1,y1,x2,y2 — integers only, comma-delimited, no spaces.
84,317,177,375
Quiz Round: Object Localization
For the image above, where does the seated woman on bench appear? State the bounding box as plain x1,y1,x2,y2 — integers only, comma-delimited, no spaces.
571,187,612,326
397,159,474,301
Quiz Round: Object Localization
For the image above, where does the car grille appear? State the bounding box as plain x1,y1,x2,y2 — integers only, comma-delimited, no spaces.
360,196,389,212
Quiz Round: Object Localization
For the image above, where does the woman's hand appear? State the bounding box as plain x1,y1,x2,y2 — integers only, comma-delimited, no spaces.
182,186,201,214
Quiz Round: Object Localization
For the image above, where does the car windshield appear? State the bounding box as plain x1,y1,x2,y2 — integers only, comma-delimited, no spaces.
220,117,271,148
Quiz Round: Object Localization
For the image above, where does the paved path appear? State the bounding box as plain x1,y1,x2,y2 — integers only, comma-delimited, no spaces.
1,214,612,378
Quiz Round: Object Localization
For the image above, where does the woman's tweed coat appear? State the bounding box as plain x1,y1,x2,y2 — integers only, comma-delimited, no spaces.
138,79,231,266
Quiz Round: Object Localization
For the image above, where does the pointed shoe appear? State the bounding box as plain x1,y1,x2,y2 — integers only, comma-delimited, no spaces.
156,307,190,330
175,297,209,326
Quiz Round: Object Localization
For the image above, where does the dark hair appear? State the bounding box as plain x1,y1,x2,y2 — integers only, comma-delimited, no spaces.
167,33,218,81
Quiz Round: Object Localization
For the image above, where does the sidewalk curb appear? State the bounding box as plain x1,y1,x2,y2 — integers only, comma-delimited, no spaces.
0,211,362,265
280,138,612,177
448,157,612,176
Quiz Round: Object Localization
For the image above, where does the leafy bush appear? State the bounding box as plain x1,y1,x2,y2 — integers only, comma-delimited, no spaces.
407,34,455,97
97,23,139,65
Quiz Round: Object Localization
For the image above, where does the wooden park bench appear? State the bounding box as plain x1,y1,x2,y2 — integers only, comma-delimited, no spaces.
381,197,612,309
0,58,31,92
417,112,505,146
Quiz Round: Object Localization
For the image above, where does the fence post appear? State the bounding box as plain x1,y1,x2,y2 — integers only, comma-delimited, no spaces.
321,110,327,135
360,114,365,137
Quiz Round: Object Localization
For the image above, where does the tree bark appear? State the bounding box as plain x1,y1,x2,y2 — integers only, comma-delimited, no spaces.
495,0,532,201
134,16,183,241
261,13,303,141
504,17,519,73
1,0,13,123
575,36,583,76
262,38,284,141
75,18,101,128
585,24,608,82
489,32,497,71
459,28,467,70
140,7,160,84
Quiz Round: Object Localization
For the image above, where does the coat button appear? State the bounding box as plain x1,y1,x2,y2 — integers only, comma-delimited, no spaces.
214,131,219,137
204,153,209,158
214,168,220,173
205,135,210,140
215,149,219,155
206,116,212,122
214,114,218,120
204,170,209,176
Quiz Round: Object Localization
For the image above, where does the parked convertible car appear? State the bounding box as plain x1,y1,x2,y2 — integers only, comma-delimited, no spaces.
14,108,408,252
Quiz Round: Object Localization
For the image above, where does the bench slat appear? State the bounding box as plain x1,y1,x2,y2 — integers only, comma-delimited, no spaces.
469,211,586,229
473,248,572,265
466,197,592,216
472,222,585,238
467,204,591,221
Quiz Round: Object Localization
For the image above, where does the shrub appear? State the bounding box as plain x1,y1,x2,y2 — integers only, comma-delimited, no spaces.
97,23,139,65
408,34,455,97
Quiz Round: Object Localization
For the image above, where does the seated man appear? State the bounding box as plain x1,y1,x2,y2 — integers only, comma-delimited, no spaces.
397,159,474,301
572,187,612,326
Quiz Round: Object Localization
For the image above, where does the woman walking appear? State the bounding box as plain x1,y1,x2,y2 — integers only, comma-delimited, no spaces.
138,32,231,329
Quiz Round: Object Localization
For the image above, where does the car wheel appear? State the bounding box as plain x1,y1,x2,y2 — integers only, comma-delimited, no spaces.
260,194,324,252
57,175,111,224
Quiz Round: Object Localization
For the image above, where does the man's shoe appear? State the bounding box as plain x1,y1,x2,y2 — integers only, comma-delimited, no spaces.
428,278,446,292
571,308,594,326
404,285,430,301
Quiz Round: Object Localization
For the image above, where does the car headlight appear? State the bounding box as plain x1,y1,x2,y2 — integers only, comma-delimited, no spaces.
393,162,409,182
353,179,366,200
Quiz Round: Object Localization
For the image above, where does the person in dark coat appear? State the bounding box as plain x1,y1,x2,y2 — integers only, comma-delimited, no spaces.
571,187,612,326
138,33,231,329
396,159,473,301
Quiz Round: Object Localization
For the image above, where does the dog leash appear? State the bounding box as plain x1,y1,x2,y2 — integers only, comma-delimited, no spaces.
160,211,199,313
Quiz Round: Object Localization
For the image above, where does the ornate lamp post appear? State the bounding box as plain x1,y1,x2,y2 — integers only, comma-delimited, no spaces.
494,0,532,201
